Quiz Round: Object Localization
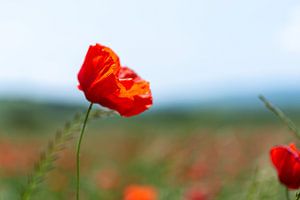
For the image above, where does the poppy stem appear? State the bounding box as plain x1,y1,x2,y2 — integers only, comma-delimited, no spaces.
296,192,300,200
285,188,290,200
76,103,93,200
259,95,300,139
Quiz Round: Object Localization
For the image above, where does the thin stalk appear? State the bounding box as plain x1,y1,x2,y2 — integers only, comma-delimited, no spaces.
76,103,93,200
285,187,290,200
259,95,300,139
296,192,300,200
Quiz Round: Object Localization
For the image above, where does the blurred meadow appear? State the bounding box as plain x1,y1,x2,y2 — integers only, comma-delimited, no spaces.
0,99,300,199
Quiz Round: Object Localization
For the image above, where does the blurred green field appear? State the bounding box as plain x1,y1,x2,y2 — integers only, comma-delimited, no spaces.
0,99,299,199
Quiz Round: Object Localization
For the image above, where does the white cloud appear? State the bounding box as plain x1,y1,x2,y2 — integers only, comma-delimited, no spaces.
280,5,300,54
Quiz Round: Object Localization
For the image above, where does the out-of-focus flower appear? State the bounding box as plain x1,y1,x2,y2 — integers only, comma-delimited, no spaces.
184,187,207,200
270,143,300,189
123,185,157,200
78,43,152,117
186,161,209,180
95,168,119,190
0,142,37,175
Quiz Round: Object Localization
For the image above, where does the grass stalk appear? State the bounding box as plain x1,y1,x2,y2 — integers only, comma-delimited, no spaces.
76,103,93,200
259,95,300,139
21,108,114,200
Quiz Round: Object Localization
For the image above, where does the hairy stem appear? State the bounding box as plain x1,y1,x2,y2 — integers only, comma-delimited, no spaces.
259,95,300,139
76,103,93,200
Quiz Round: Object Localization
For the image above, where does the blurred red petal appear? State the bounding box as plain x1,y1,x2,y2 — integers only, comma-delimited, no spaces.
270,143,300,189
124,185,157,200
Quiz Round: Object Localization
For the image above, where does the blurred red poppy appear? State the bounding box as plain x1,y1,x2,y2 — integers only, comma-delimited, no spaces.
124,185,157,200
184,187,207,200
95,168,119,190
78,44,152,117
270,143,300,189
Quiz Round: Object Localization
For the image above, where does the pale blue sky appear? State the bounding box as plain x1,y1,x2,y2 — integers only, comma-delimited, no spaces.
1,0,300,104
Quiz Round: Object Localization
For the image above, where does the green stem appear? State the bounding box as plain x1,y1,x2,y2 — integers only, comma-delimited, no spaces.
285,187,290,200
259,95,300,139
76,103,93,200
296,192,300,200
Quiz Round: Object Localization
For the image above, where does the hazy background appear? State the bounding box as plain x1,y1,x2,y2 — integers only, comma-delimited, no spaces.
1,0,300,107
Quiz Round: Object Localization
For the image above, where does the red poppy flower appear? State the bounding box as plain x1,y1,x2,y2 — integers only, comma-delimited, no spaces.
123,185,157,200
78,44,152,117
270,143,300,189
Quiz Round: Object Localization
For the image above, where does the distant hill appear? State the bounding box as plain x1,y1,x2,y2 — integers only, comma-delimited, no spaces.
155,88,300,111
1,91,300,135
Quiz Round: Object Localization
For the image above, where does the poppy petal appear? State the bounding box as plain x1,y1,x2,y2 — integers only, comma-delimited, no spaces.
270,144,300,189
77,44,152,117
